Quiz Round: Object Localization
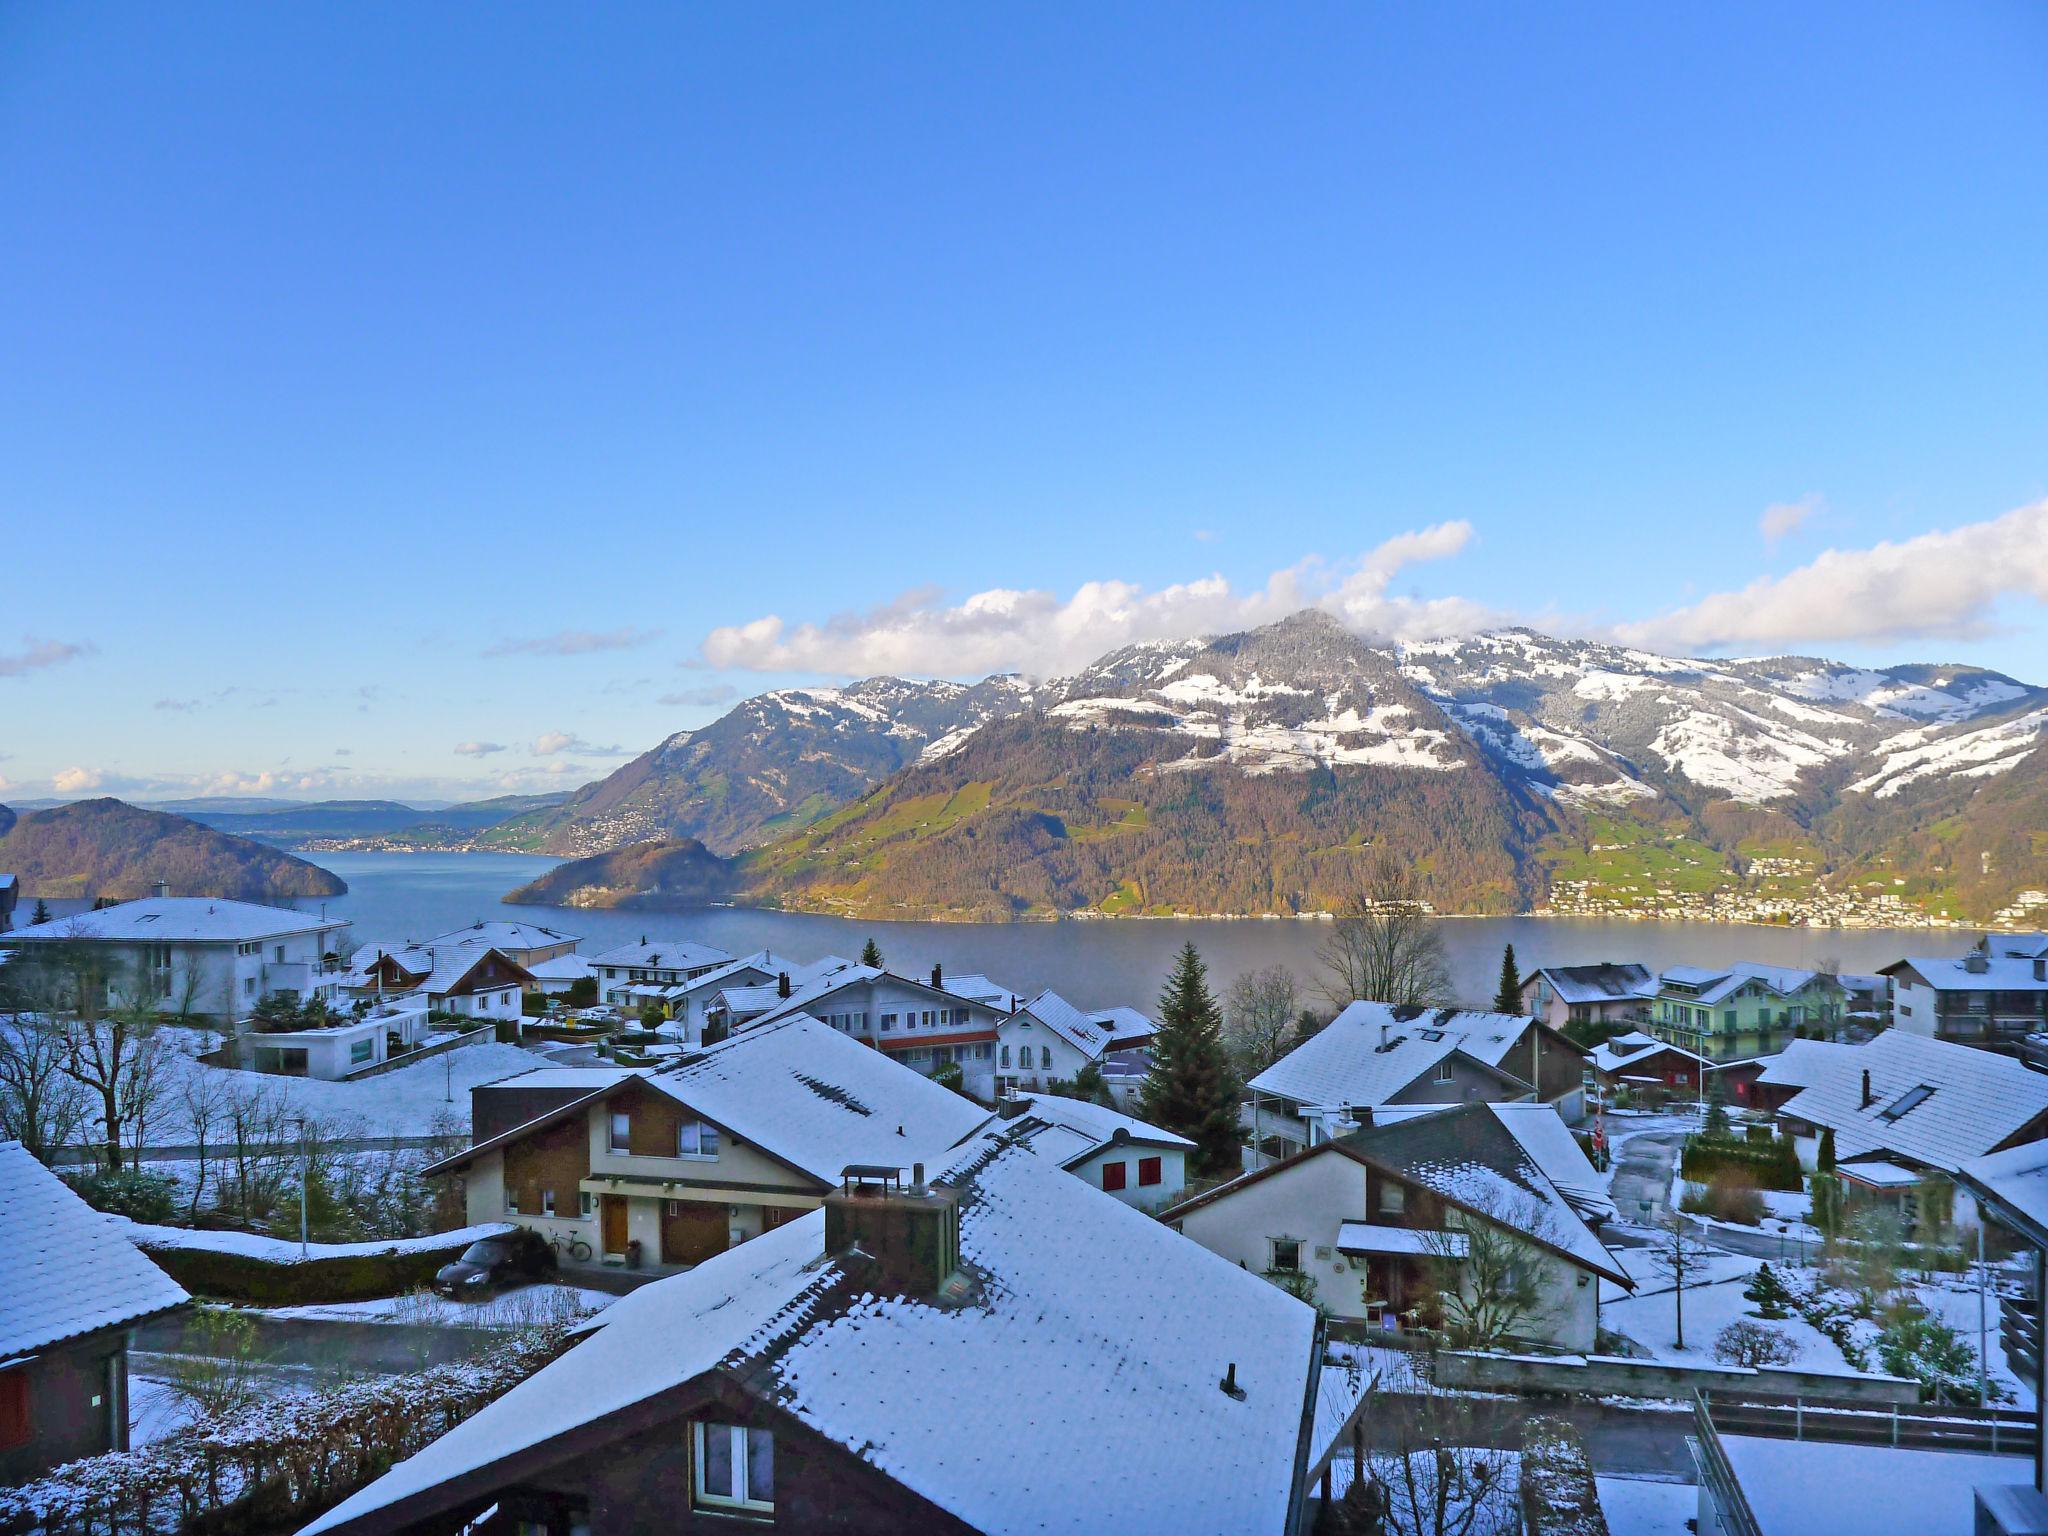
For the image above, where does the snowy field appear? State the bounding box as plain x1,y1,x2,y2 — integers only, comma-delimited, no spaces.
1600,1248,1873,1374
1594,1476,1696,1536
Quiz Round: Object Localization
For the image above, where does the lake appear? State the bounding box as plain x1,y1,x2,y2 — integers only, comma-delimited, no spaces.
289,851,1972,1012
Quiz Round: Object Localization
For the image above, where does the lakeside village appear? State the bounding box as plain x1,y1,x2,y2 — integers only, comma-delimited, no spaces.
9,882,2048,1533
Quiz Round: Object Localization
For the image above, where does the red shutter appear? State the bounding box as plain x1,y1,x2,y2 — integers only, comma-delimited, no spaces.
1101,1161,1127,1192
1138,1157,1162,1187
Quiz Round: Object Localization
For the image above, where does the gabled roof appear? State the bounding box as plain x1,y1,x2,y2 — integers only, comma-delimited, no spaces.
665,949,812,1000
2,896,346,944
1529,963,1653,1004
1006,989,1157,1061
744,965,1009,1032
1012,1093,1193,1167
430,1014,994,1189
586,938,734,971
1653,961,1836,1005
1167,1103,1627,1285
303,1122,1320,1536
935,971,1017,1008
1590,1030,1709,1076
1882,954,2048,993
1770,1030,2048,1174
345,943,532,997
420,921,580,953
525,954,593,982
1982,933,2048,960
0,1140,189,1359
1248,1001,1534,1110
1959,1139,2048,1249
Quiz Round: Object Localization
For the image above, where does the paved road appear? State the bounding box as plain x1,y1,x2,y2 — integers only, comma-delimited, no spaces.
1608,1130,1685,1226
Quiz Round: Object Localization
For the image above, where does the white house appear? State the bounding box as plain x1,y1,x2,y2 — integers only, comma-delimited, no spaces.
741,965,1015,1100
240,996,430,1079
418,921,580,987
996,989,1155,1096
0,897,351,1027
589,938,736,1008
1166,1100,1627,1349
341,944,532,1024
1005,1091,1192,1207
1244,1001,1588,1169
687,952,859,1041
1882,950,2048,1048
524,953,594,997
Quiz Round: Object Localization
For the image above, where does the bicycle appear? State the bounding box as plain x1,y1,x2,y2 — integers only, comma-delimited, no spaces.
541,1228,593,1263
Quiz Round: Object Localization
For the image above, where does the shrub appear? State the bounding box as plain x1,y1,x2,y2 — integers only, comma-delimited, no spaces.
1878,1314,1996,1404
135,1225,515,1305
1714,1320,1798,1369
64,1167,180,1223
1681,1166,1766,1225
1680,1133,1803,1191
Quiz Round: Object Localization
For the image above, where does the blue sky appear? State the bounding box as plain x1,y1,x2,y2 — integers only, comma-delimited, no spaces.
3,3,2046,803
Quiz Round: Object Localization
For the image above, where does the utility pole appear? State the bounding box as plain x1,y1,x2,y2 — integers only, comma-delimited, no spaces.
295,1116,311,1261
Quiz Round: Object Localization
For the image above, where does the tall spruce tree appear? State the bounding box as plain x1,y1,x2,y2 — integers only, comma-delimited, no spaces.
860,938,883,968
1494,945,1523,1015
1141,943,1244,1178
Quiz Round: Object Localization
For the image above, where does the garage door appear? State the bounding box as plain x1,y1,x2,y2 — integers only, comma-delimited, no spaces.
661,1200,728,1265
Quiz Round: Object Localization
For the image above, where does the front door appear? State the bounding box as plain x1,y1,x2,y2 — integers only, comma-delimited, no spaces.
661,1199,728,1265
600,1194,629,1255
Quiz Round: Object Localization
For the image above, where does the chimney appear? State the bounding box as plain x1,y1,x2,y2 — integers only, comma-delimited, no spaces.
998,1091,1031,1120
777,971,792,998
1861,1069,1872,1109
1965,952,1989,975
2035,958,2046,983
931,963,943,988
150,880,169,900
1379,1023,1390,1049
824,1165,960,1298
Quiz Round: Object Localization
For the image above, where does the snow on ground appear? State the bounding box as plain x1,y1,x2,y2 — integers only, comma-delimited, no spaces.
127,1371,195,1448
127,1219,512,1261
266,1283,614,1328
1594,1476,1696,1536
1915,1276,2034,1408
1602,1252,1870,1374
1601,1243,1761,1304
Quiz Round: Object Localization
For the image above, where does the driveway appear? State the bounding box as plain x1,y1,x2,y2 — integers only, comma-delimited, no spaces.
1608,1130,1686,1228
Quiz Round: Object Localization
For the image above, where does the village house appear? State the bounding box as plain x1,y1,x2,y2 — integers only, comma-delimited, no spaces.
1883,948,2048,1051
693,953,860,1039
1165,1102,1626,1349
738,964,1015,1100
998,1090,1193,1208
341,943,533,1024
1243,1001,1589,1168
1515,962,1652,1034
297,1119,1324,1536
239,995,432,1079
426,1014,994,1271
1758,1029,2048,1241
1643,962,1845,1063
995,989,1155,1096
0,895,351,1027
525,953,595,998
0,1141,190,1482
417,921,581,991
589,938,736,1009
1587,1029,1709,1098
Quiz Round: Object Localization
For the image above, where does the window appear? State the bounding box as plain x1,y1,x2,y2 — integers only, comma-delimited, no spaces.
880,1013,895,1032
1379,1181,1406,1215
999,1045,1010,1067
1101,1161,1128,1192
678,1120,720,1157
242,977,256,998
693,1421,774,1512
1432,1062,1454,1084
0,1370,30,1450
542,1190,556,1216
609,1112,631,1153
580,1191,595,1218
1138,1156,1162,1187
1271,1238,1302,1273
349,1038,374,1065
506,1186,520,1214
274,945,286,963
1879,1085,1935,1122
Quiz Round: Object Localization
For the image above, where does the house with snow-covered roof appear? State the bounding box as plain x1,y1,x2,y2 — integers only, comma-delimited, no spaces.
300,1121,1324,1536
0,896,351,1027
1244,1001,1588,1168
738,963,1018,1099
426,1013,993,1271
1762,1030,2048,1241
588,937,735,1008
341,942,532,1024
1165,1101,1626,1349
1883,949,2048,1050
996,988,1156,1096
1515,962,1653,1033
701,953,864,1036
1644,961,1845,1063
999,1090,1192,1207
0,1140,190,1481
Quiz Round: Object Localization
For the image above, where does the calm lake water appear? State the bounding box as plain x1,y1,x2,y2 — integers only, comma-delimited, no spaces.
286,851,1975,1012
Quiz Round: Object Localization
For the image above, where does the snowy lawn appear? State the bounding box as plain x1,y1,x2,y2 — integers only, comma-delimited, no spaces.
1601,1241,1761,1304
1594,1476,1696,1536
1601,1252,1874,1374
265,1283,613,1328
1914,1276,2035,1408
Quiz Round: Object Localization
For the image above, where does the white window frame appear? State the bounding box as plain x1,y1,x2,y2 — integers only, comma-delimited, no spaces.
1271,1237,1302,1273
692,1421,774,1513
542,1189,556,1216
609,1112,631,1153
677,1120,720,1159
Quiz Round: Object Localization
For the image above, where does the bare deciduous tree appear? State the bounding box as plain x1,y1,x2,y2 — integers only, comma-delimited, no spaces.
1317,854,1453,1010
1424,1192,1561,1351
1222,965,1300,1077
1340,1355,1521,1536
1649,1207,1709,1351
0,1012,92,1161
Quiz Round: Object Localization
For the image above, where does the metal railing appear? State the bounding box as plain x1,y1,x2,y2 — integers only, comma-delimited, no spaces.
1691,1391,1765,1536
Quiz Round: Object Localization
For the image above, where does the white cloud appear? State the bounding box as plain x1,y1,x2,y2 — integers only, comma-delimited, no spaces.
1617,498,2048,652
0,638,94,678
454,740,506,757
484,627,662,658
699,523,1493,677
1760,494,1822,547
531,731,627,758
52,766,104,793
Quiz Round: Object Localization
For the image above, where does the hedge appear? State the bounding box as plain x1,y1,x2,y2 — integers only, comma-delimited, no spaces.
1680,1134,1804,1192
133,1222,519,1305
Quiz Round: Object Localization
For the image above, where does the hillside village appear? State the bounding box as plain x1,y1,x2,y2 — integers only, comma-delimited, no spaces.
6,888,2048,1535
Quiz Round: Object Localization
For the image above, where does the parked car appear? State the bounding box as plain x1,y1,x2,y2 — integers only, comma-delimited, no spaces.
432,1229,557,1299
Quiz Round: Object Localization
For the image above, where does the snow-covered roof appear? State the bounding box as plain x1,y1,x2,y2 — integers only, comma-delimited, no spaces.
1718,1435,2014,1536
1753,1037,1839,1090
745,965,1013,1033
936,971,1018,1008
419,921,579,953
345,943,527,998
1839,1159,1923,1189
665,949,811,999
1959,1139,2048,1248
303,1123,1320,1536
1008,989,1157,1061
1590,1030,1708,1076
1771,1030,2048,1174
477,1066,637,1093
1529,963,1653,1004
1886,954,2048,993
585,938,734,971
1249,1001,1533,1110
1653,961,1835,1005
525,954,593,981
1485,1102,1618,1224
727,961,883,1023
0,1140,189,1359
2,896,346,944
1983,933,2048,960
1334,1222,1467,1258
1013,1092,1193,1167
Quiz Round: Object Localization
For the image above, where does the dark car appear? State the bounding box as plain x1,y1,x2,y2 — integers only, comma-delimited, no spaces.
432,1229,557,1300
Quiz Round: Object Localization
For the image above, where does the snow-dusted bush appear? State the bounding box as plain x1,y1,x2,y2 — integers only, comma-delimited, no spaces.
1712,1320,1797,1369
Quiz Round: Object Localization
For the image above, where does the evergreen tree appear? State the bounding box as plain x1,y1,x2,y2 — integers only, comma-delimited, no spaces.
860,938,883,968
1817,1126,1836,1173
1704,1073,1730,1134
30,898,50,925
1287,1008,1324,1054
1744,1261,1793,1318
1493,945,1523,1015
1141,943,1244,1178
